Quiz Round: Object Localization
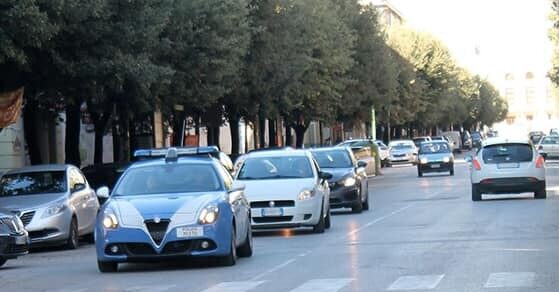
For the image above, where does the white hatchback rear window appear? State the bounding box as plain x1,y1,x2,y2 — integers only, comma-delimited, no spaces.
482,143,533,164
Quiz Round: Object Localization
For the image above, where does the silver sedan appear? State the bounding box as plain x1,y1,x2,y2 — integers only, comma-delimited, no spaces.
0,164,99,249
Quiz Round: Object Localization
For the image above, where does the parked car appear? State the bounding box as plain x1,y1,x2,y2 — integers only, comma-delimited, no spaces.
337,139,379,174
235,149,331,233
417,141,454,177
375,140,390,166
387,140,418,166
550,128,559,136
536,135,559,159
471,131,485,148
468,137,546,201
412,136,431,148
0,211,29,268
441,131,462,153
461,131,473,150
310,147,369,213
0,165,99,249
95,147,252,272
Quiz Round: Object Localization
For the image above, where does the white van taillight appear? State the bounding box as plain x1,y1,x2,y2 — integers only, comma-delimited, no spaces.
472,158,482,171
536,155,545,168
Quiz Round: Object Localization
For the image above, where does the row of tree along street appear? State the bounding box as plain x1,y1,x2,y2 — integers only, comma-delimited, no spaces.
0,0,507,166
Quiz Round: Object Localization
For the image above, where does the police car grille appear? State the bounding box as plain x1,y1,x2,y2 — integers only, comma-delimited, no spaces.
144,219,170,245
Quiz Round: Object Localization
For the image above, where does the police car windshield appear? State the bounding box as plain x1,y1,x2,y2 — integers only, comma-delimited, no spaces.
114,164,223,195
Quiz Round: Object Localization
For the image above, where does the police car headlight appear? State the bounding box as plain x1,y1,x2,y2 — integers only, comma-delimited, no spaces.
420,158,428,164
102,213,119,229
199,205,219,224
443,157,450,163
297,190,315,200
343,177,356,187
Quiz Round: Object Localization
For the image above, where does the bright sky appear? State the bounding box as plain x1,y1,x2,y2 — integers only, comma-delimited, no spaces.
386,0,554,80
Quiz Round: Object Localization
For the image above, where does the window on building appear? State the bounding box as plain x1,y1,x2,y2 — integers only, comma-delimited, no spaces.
525,87,536,104
549,114,553,120
526,115,534,121
506,116,515,125
526,72,535,79
505,73,515,80
504,88,515,99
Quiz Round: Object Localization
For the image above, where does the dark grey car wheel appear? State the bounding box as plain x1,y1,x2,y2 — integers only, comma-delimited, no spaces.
0,258,7,268
66,218,79,250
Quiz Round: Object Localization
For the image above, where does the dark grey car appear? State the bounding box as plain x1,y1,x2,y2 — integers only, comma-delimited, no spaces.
311,147,370,213
0,210,29,267
0,165,99,249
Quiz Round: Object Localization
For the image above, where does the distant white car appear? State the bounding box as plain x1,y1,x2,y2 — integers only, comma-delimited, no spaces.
374,140,390,165
234,149,331,233
387,140,418,166
469,137,546,201
536,135,559,159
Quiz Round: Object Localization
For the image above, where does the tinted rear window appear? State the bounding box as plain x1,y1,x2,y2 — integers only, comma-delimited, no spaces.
482,143,533,164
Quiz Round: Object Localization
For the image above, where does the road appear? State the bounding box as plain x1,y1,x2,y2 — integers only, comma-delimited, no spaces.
3,156,559,292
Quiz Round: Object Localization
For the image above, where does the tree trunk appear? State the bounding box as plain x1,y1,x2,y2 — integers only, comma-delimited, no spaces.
268,119,277,147
259,117,266,148
319,121,324,146
65,102,81,167
294,124,307,149
285,125,293,147
229,116,240,155
129,118,137,161
23,102,42,165
121,114,130,162
253,116,260,149
92,106,111,164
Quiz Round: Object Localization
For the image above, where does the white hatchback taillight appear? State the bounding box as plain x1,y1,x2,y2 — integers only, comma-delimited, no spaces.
536,155,545,168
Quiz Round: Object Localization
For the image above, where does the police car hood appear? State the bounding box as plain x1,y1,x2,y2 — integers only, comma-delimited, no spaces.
110,193,220,225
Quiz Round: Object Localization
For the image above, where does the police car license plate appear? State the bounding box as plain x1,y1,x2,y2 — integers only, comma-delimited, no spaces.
431,164,440,168
261,208,283,217
176,227,203,238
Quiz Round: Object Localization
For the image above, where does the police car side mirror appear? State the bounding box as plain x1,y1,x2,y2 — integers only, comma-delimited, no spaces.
96,186,110,199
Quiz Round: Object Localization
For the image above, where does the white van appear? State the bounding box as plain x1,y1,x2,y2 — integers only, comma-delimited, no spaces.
441,131,462,153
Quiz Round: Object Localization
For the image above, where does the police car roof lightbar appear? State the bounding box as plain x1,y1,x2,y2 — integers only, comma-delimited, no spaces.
133,146,220,160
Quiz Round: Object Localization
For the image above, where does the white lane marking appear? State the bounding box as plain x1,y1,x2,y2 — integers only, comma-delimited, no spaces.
345,204,414,238
48,289,88,292
200,281,265,292
124,285,177,292
484,272,535,288
289,278,353,292
387,274,445,290
484,248,541,252
250,258,298,281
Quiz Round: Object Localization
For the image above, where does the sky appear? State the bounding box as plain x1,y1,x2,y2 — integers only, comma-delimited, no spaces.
381,0,554,80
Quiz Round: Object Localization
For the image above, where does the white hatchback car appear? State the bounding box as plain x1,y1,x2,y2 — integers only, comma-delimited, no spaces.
536,135,559,159
234,150,331,233
469,137,546,201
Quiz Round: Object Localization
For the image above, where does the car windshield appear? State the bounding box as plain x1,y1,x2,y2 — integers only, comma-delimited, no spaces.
482,143,533,164
420,143,451,154
312,150,353,168
541,136,559,144
237,156,313,179
0,171,67,196
339,140,369,148
114,164,223,195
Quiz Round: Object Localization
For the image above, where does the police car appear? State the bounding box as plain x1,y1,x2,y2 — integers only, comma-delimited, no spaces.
94,147,252,272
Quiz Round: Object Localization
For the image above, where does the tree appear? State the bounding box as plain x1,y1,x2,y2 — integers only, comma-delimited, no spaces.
159,0,250,149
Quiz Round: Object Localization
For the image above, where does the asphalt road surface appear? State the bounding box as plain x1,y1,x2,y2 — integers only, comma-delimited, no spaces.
3,155,559,292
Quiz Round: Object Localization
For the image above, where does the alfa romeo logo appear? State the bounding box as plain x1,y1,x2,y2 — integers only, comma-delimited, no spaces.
154,216,161,223
269,201,276,208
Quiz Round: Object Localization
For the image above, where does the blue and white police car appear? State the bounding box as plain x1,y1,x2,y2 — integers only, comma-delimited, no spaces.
94,147,252,272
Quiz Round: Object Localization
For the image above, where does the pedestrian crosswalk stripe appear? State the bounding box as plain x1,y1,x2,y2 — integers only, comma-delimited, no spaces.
289,278,353,292
484,272,535,288
387,274,444,290
200,281,265,292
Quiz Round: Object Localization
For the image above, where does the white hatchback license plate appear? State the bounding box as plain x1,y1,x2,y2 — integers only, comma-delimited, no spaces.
261,208,283,217
15,236,27,245
176,227,204,238
431,164,440,168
